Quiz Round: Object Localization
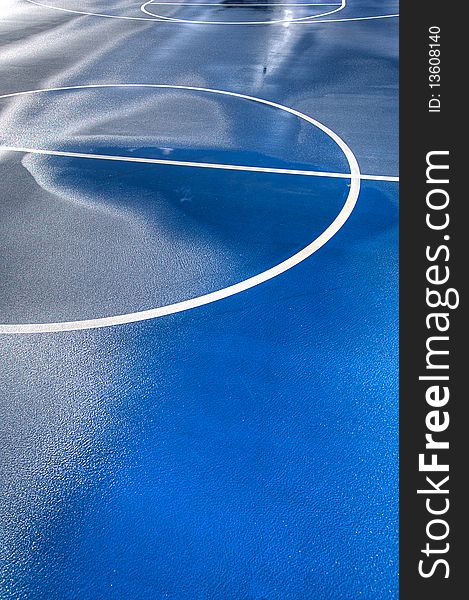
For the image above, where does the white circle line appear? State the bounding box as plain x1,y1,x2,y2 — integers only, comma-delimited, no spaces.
140,0,346,25
24,0,399,25
0,83,361,334
147,3,343,5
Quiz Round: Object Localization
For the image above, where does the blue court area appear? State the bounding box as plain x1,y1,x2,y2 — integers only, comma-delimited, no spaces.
0,2,398,598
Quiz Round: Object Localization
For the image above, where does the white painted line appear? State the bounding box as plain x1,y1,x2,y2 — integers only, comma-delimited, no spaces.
147,3,342,5
140,0,347,24
308,13,399,24
24,0,161,21
24,0,399,25
358,173,399,183
0,84,364,334
0,146,398,182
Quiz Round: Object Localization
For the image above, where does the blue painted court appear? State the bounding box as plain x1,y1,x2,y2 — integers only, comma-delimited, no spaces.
0,1,399,598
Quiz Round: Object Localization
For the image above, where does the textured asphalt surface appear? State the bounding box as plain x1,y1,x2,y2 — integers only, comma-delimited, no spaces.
0,2,399,598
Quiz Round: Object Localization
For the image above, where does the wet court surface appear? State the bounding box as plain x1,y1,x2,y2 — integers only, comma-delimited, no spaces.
0,2,399,598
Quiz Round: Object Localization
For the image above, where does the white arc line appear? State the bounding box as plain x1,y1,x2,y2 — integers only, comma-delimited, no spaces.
147,3,342,5
24,0,399,25
0,146,398,182
0,83,363,334
140,0,346,24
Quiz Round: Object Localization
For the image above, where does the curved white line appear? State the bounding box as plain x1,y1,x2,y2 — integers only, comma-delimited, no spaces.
23,0,399,25
0,83,361,334
140,0,346,25
305,12,399,24
148,3,342,5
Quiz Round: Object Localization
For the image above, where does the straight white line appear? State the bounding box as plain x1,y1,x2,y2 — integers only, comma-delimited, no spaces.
358,173,399,182
313,13,399,23
0,146,399,182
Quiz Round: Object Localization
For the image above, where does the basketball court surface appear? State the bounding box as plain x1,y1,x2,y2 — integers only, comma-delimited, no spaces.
0,1,399,598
